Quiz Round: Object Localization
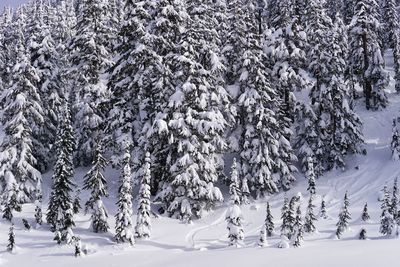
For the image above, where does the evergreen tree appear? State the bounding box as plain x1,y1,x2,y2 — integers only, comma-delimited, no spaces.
308,13,364,171
320,197,328,219
281,196,296,239
26,1,61,170
265,202,275,237
295,103,322,178
258,224,268,247
69,0,113,166
2,182,22,221
159,3,227,220
381,0,399,51
0,29,43,203
135,152,152,239
114,148,134,245
22,218,31,230
226,203,244,247
7,225,15,252
361,203,371,222
136,0,188,197
359,228,367,240
336,192,351,239
382,0,400,92
348,0,388,110
54,230,62,245
391,118,400,160
265,0,304,191
390,177,399,222
107,0,159,170
380,184,395,236
293,206,304,247
74,237,82,257
304,196,317,233
46,103,76,240
237,35,282,197
241,177,250,205
380,210,395,236
34,199,43,226
393,35,400,93
229,158,241,205
73,189,81,214
306,158,317,195
83,145,109,233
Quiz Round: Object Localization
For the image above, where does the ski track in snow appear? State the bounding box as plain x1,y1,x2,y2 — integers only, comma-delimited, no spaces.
185,209,227,250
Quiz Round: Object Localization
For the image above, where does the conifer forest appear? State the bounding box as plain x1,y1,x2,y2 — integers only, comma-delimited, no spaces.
1,0,400,266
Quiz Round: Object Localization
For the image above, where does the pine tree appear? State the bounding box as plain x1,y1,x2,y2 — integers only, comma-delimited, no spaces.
83,144,109,233
265,0,305,191
361,203,371,222
304,196,317,233
348,0,388,110
306,158,317,195
293,206,304,247
7,225,15,252
391,118,400,160
54,230,62,245
295,103,322,178
265,202,275,237
73,189,81,214
380,210,395,236
226,203,244,247
308,12,364,171
136,0,188,198
26,1,61,170
381,0,400,93
380,183,395,236
258,224,268,247
107,0,159,170
229,158,241,205
69,0,113,166
34,193,43,226
359,228,367,240
336,192,351,239
46,103,76,240
114,148,134,245
159,3,227,220
135,152,152,239
73,236,82,257
0,28,43,203
22,218,31,230
2,182,22,221
237,35,282,197
393,36,400,93
241,177,250,205
320,197,328,219
281,196,296,239
382,0,399,48
390,178,399,222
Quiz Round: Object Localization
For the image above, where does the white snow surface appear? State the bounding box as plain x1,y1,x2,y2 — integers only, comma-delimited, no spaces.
2,53,400,266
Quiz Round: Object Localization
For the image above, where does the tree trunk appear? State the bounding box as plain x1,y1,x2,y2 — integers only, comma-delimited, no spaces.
362,32,372,110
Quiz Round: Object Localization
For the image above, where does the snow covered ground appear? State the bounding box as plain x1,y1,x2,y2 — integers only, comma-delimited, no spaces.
1,56,400,267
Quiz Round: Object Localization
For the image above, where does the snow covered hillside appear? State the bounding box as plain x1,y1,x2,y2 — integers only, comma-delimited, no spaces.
2,0,400,266
1,88,400,266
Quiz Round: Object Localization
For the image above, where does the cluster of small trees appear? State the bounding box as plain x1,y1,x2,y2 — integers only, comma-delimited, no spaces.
225,171,400,248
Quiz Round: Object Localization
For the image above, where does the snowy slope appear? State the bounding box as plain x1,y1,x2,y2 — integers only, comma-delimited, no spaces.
1,58,400,267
